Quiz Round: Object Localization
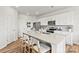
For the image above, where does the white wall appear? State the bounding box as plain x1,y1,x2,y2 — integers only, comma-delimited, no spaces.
0,7,18,48
18,14,37,36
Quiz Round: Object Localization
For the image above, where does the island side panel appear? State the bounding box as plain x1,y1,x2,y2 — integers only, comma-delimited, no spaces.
51,39,65,53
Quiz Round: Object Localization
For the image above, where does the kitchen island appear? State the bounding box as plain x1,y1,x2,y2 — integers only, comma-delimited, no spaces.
23,30,65,53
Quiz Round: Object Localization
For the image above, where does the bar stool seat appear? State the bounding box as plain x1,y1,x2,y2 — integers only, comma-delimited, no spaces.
40,43,50,53
30,37,51,53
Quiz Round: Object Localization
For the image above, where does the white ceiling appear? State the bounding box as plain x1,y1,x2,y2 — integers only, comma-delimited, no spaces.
16,6,71,16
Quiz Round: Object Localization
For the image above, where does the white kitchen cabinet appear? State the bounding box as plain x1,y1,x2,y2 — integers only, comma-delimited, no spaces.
65,32,73,45
40,18,47,25
54,31,73,45
0,7,18,48
39,12,73,25
38,17,48,25
38,16,55,25
55,12,73,25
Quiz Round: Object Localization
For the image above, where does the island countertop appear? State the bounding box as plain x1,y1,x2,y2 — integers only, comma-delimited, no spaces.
24,30,65,45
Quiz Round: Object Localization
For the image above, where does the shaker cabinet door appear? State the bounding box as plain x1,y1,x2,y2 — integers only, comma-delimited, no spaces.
56,12,73,25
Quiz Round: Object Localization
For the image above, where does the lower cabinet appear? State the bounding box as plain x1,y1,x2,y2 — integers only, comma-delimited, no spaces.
65,33,73,45
54,31,73,45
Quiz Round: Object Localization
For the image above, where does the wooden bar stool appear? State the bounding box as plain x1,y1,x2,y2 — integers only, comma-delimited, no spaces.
30,37,51,53
20,34,31,53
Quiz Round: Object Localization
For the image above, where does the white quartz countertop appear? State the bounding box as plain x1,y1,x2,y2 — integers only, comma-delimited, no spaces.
24,31,65,45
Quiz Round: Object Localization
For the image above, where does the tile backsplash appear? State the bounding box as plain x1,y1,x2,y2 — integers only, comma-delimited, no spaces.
55,25,73,32
40,25,73,32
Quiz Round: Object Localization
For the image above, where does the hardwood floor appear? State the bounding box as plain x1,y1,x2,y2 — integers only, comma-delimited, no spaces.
0,39,79,53
66,44,79,53
0,39,22,53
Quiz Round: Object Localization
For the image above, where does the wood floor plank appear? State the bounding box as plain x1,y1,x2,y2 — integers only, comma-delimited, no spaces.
0,39,22,53
0,39,79,53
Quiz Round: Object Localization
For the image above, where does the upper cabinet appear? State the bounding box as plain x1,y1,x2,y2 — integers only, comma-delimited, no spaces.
38,16,55,25
55,12,73,25
38,11,74,25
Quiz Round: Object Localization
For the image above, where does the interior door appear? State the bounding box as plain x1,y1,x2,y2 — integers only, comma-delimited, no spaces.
7,16,18,44
0,7,18,48
0,19,8,48
0,17,18,48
